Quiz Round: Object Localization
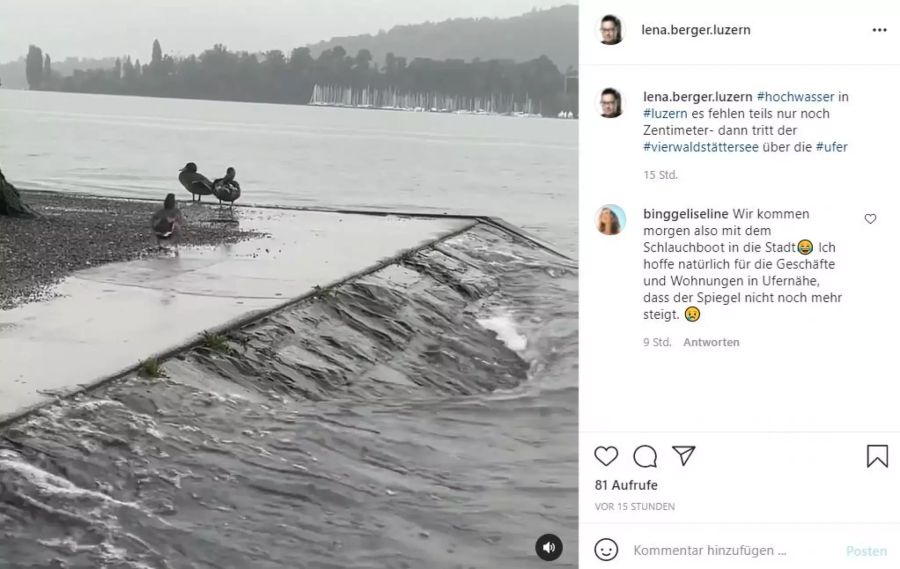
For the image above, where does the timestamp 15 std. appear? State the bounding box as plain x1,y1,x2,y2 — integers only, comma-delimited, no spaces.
644,170,678,181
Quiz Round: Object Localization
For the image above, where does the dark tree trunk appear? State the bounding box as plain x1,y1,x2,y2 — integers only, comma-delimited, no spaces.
0,168,38,217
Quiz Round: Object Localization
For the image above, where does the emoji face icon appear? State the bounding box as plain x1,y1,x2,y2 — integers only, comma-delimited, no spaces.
595,538,619,561
685,306,701,322
797,239,813,255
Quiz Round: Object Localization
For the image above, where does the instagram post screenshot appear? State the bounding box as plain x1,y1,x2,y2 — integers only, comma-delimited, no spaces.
4,0,896,567
582,1,898,567
0,1,577,568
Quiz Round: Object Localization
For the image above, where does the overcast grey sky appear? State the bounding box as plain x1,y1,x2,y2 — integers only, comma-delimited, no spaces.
2,0,573,62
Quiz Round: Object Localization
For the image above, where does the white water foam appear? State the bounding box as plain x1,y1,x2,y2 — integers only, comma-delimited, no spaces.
477,312,527,352
0,449,136,507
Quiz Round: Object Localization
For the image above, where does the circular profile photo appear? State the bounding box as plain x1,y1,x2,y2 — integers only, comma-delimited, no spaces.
599,14,623,45
596,205,625,236
598,88,622,118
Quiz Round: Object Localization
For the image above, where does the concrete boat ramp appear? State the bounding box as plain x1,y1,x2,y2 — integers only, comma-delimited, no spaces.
0,206,480,424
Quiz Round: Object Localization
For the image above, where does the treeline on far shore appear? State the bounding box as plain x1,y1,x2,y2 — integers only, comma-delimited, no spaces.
23,41,578,117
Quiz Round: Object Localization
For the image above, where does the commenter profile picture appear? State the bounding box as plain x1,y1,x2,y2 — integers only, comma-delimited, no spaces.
598,88,622,118
596,205,625,236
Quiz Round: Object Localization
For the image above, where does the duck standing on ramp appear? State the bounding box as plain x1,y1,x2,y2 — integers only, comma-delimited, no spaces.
151,193,184,250
178,161,214,202
213,166,241,210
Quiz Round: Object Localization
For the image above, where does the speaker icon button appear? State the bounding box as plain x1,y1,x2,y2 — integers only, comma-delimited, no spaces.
535,533,563,561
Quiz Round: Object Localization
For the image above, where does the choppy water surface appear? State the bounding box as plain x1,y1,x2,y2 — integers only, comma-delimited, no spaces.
0,225,577,568
0,89,576,256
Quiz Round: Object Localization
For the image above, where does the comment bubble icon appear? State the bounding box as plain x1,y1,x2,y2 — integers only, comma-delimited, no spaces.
633,445,658,468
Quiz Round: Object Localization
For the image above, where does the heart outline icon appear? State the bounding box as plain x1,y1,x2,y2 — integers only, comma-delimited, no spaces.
594,445,619,466
865,213,877,224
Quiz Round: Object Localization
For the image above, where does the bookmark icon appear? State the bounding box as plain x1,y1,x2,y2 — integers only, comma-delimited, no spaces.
867,445,889,469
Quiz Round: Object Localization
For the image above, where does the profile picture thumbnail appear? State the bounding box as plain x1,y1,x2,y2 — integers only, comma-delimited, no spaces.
600,15,622,45
596,205,625,236
599,88,622,118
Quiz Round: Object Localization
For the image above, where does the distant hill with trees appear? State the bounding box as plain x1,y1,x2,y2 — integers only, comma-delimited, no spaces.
308,5,577,73
8,6,578,117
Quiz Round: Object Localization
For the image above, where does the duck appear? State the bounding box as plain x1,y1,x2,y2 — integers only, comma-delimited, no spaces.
212,166,241,209
178,162,214,202
150,193,183,249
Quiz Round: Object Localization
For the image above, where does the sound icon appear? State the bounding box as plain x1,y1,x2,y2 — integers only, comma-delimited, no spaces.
535,533,563,561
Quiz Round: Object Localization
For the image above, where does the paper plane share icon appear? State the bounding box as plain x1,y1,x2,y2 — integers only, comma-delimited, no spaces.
672,446,696,466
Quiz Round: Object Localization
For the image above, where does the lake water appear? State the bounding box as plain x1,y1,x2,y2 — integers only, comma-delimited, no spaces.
0,89,576,256
0,90,578,568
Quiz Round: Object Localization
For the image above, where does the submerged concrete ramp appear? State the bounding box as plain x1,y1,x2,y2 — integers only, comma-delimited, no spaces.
0,207,473,423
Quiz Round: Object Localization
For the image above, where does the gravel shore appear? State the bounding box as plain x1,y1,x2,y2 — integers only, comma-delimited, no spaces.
0,191,261,309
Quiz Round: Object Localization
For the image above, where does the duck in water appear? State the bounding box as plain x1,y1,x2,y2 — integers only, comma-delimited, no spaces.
150,193,184,250
213,166,241,210
178,162,214,202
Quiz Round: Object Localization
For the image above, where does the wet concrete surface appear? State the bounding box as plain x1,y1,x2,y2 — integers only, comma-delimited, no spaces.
0,191,261,309
0,207,472,423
